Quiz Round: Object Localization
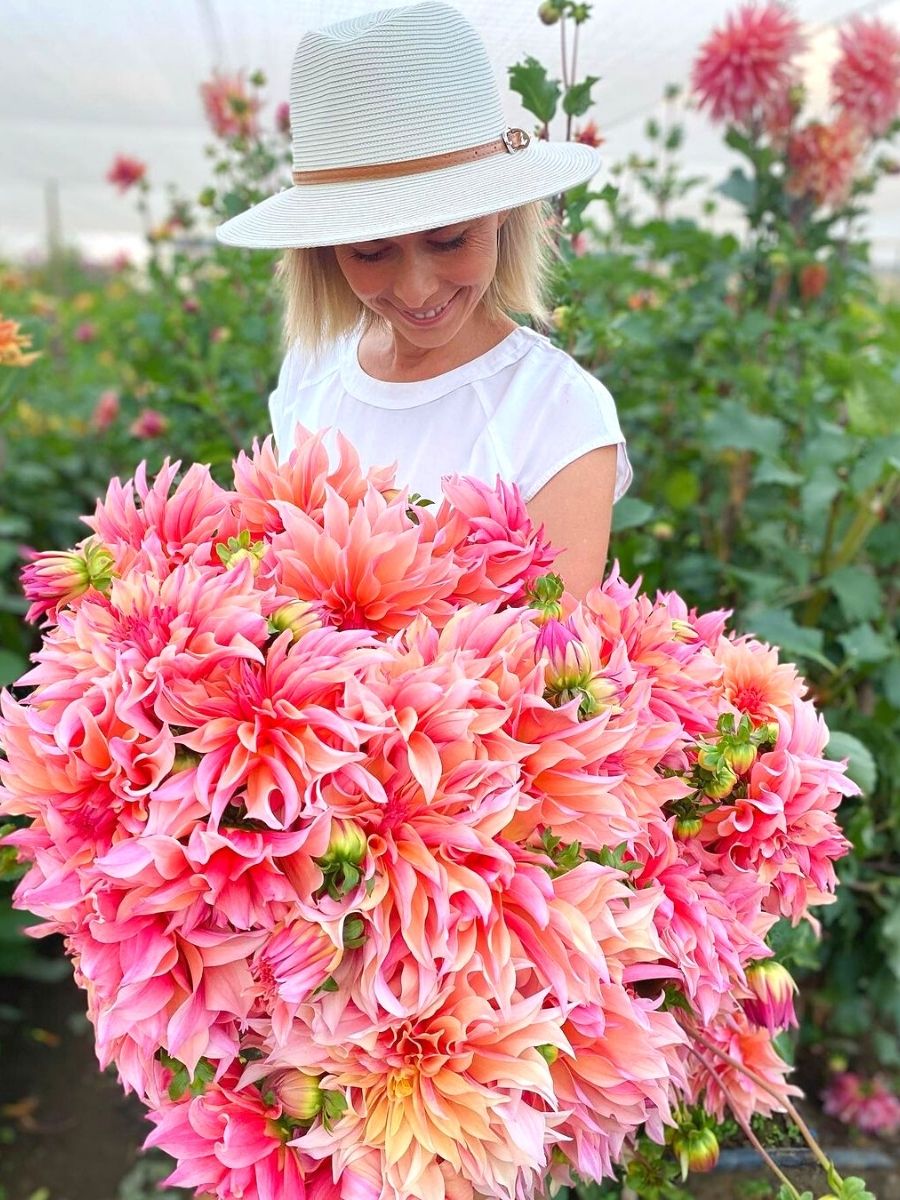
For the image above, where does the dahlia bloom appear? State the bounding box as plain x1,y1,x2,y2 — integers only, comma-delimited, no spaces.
832,16,900,138
687,1010,802,1125
106,154,147,192
0,313,40,367
787,114,864,208
822,1071,900,1137
200,70,261,140
145,1070,312,1199
91,388,120,431
129,408,168,439
715,634,805,722
691,2,805,125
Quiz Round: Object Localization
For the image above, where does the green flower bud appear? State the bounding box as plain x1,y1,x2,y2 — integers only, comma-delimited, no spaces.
705,763,738,800
674,815,704,840
268,1069,325,1121
724,740,757,774
672,1128,719,1180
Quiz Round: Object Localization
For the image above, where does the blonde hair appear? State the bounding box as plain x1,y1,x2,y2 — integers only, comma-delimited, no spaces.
274,200,559,358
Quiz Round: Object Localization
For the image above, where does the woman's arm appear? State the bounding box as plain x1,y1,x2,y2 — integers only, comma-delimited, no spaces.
525,444,618,603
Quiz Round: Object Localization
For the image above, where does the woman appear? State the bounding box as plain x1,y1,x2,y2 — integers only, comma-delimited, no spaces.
217,0,632,601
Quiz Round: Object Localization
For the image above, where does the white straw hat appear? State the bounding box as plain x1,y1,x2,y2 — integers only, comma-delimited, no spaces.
215,0,604,249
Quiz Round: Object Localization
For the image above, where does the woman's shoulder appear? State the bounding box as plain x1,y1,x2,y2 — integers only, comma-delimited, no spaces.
275,334,348,395
512,325,615,403
497,326,631,503
498,326,620,435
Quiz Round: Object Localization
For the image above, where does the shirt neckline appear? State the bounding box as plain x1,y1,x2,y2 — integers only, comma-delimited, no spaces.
339,324,540,409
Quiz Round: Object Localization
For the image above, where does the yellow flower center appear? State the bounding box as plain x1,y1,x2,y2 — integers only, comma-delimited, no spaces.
387,1068,416,1100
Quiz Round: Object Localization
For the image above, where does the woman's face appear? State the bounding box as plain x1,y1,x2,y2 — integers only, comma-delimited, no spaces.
332,211,509,347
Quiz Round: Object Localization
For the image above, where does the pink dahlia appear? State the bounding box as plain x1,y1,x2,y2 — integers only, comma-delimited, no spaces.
430,474,557,606
268,484,462,634
145,1070,312,1199
691,3,805,125
129,408,168,439
687,1009,801,1125
83,459,235,576
21,538,115,624
701,697,854,923
832,16,900,138
550,988,686,1181
716,634,805,723
175,626,376,828
199,70,261,140
232,429,394,537
823,1071,900,1137
787,114,863,208
282,979,566,1200
106,154,147,192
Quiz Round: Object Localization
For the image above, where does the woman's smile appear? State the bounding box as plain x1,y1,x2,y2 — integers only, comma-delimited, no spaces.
392,291,460,326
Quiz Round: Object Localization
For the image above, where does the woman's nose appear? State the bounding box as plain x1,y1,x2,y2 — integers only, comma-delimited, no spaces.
390,254,441,309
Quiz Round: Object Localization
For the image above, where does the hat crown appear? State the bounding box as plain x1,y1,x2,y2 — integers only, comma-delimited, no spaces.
290,1,506,172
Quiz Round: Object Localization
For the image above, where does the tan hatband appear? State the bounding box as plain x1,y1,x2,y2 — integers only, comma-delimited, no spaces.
291,127,531,186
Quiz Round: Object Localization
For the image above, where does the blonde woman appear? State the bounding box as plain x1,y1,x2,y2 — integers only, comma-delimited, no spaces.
217,0,632,601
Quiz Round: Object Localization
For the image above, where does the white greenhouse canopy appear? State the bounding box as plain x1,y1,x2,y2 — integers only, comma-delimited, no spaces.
2,0,899,268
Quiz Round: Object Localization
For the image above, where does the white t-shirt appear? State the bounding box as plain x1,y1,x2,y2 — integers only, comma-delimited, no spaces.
268,324,632,505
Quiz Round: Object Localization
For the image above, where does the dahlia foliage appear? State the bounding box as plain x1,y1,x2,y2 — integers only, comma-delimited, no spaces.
0,429,855,1200
692,3,900,209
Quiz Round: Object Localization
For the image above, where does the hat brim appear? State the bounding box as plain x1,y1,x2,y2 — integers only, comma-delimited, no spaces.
214,141,604,249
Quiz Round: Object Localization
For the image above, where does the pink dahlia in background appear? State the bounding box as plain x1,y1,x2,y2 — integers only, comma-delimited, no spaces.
787,113,863,208
129,408,169,439
275,100,291,136
823,1071,900,1137
91,388,120,431
0,430,858,1198
832,16,900,138
106,154,147,193
691,2,805,125
200,70,261,140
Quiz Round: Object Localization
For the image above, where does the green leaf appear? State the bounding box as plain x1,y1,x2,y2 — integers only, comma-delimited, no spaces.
612,497,654,531
754,458,803,487
846,377,899,437
826,566,882,624
562,76,600,118
741,607,833,669
825,730,877,795
839,622,895,664
766,917,823,971
508,57,561,124
716,167,756,209
662,468,700,510
834,1178,877,1200
0,650,27,688
705,401,783,456
883,657,900,709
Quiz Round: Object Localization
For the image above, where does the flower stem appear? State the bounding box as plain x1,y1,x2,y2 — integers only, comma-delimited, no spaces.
687,1045,801,1198
688,1025,839,1182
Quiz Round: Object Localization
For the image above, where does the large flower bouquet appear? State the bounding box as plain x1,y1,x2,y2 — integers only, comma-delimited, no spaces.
0,429,855,1200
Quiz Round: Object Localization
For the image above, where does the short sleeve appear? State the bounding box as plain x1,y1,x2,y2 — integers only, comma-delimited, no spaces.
512,361,633,504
